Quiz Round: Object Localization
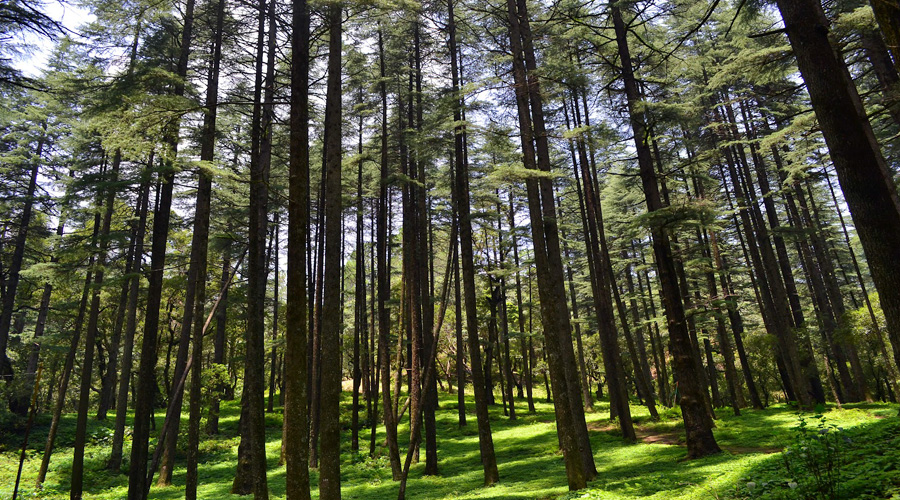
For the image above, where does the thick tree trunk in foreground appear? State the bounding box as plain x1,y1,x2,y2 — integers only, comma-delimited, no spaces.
507,4,586,491
283,0,312,493
232,0,274,494
318,5,343,498
776,0,900,379
128,0,194,494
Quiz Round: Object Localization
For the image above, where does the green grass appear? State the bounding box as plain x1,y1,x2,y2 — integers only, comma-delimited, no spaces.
1,392,898,499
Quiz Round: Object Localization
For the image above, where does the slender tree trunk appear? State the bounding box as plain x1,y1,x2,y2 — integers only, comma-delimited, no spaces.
105,171,151,469
0,133,44,399
72,155,125,500
736,101,827,403
375,29,403,480
860,28,900,126
96,194,129,421
509,197,535,413
352,111,366,454
309,176,326,468
184,0,224,492
206,246,231,434
156,20,233,481
611,3,719,457
398,241,457,499
36,211,99,486
452,182,467,425
368,202,380,456
409,21,439,475
448,0,499,484
567,98,636,435
698,230,743,415
268,217,280,413
715,120,806,404
496,197,516,420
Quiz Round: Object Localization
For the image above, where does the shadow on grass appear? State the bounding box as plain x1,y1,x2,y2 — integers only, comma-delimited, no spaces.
2,392,897,500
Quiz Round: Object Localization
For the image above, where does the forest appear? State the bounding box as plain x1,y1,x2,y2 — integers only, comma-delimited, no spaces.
2,0,900,498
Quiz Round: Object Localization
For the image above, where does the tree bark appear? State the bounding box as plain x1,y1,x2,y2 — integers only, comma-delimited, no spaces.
318,5,343,498
448,0,499,484
127,0,194,492
611,3,719,458
776,0,900,382
72,155,122,500
283,0,312,493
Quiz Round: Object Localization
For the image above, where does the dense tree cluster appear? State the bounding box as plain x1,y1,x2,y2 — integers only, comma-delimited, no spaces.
2,0,900,497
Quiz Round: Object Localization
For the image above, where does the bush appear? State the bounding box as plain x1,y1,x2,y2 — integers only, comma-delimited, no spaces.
780,413,847,499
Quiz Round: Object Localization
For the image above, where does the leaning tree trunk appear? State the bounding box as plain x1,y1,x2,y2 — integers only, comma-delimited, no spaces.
611,2,720,458
36,208,99,486
776,0,900,379
127,0,194,493
0,133,44,405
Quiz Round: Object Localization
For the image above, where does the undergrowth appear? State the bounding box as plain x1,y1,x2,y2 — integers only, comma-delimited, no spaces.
0,392,897,500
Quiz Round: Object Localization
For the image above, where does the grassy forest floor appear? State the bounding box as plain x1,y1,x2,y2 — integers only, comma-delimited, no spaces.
1,391,899,500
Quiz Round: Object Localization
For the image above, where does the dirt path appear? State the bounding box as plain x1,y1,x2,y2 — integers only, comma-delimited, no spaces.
587,421,781,454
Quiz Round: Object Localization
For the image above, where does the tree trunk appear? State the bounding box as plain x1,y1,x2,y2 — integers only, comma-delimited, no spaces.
509,196,536,413
72,156,122,500
452,193,467,425
448,0,499,484
318,5,343,498
127,0,194,492
1,133,44,404
268,217,280,414
283,0,312,493
375,28,403,480
870,0,900,76
352,110,366,454
36,213,98,486
776,0,900,382
233,0,274,495
611,3,719,458
508,0,597,484
185,0,223,492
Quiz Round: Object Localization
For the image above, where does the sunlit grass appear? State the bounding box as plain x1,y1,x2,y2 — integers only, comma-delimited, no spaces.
1,388,896,499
